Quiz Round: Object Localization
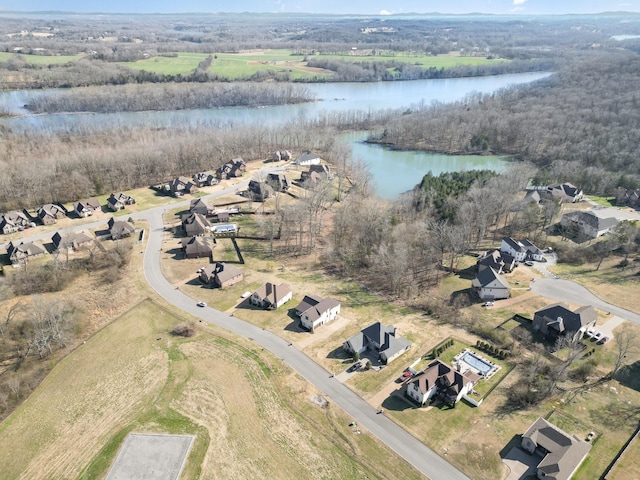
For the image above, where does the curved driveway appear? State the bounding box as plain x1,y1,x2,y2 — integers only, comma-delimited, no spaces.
531,278,640,325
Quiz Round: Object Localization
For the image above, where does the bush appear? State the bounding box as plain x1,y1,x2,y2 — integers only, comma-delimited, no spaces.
171,322,196,337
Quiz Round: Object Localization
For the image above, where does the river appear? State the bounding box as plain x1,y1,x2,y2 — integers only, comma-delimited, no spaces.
1,72,550,198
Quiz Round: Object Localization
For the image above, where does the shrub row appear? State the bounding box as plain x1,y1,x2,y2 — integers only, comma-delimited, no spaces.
476,340,510,359
431,338,455,358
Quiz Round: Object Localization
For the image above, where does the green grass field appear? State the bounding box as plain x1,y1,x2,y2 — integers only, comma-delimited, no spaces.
0,52,83,65
118,49,506,80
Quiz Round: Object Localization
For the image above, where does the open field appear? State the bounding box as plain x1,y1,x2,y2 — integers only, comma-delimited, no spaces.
119,49,506,80
0,298,423,480
0,52,83,65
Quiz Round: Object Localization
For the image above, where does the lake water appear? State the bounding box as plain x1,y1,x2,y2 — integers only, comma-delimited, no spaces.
0,72,549,198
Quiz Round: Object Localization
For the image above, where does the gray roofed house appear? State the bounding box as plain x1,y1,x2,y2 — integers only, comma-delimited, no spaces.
74,199,101,217
1,211,31,234
546,183,584,203
521,417,591,480
7,240,47,264
192,170,218,187
189,198,213,216
106,193,135,211
560,210,618,241
472,267,511,300
533,303,597,343
294,294,324,316
299,296,341,332
181,236,214,259
343,321,411,364
501,236,527,262
271,150,292,162
266,173,290,192
51,231,93,251
108,217,135,240
523,190,542,205
250,282,292,310
247,180,274,202
217,158,246,179
169,176,198,196
200,262,243,288
182,212,211,237
406,359,478,406
37,203,67,225
521,238,544,261
477,249,516,274
294,151,322,166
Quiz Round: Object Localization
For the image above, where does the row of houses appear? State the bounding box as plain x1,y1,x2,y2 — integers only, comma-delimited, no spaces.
1,193,135,235
5,218,136,265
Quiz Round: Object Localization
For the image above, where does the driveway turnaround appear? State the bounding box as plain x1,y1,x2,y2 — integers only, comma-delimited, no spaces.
140,208,470,480
531,278,640,326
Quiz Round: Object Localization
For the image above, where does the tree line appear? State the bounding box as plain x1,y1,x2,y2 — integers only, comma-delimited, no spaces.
25,82,314,113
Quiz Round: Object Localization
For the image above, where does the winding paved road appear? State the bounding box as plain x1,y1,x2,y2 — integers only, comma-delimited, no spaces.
531,278,640,325
136,178,470,480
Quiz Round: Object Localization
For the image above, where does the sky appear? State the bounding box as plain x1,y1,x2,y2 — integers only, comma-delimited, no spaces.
2,0,640,15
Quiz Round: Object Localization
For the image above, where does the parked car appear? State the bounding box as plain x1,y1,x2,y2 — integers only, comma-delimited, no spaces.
524,260,534,266
586,431,595,441
597,336,609,345
483,301,495,307
592,332,602,341
347,362,361,373
586,328,596,338
196,301,207,307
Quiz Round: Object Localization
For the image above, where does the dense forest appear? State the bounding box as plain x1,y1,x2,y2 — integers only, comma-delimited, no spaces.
371,50,640,192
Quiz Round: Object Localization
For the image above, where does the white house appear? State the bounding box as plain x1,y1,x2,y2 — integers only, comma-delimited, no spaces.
500,237,527,262
406,359,478,406
250,282,292,310
472,267,511,300
294,151,322,166
521,239,544,261
299,297,341,331
560,210,618,240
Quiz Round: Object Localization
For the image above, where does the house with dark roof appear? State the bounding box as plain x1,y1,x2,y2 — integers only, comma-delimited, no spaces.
271,150,292,162
169,176,198,196
297,296,341,332
560,210,618,241
471,267,511,300
266,173,290,192
200,262,243,288
106,193,135,211
51,231,93,251
181,236,214,259
1,211,31,233
477,249,516,274
501,237,543,262
533,303,597,343
250,282,292,310
108,217,135,240
189,198,214,216
182,212,211,237
615,187,640,209
406,359,479,406
192,171,218,187
343,322,411,364
217,158,246,179
37,203,67,225
521,417,591,480
7,240,47,264
546,183,584,203
247,180,274,202
521,238,544,261
73,199,101,217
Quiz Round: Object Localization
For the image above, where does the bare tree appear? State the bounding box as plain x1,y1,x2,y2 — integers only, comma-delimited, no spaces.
612,328,638,378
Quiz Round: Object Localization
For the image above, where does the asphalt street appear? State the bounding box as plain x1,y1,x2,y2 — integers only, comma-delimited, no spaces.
531,278,640,325
140,207,470,480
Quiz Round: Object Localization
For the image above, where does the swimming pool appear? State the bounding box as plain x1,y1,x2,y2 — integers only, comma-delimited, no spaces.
460,351,498,378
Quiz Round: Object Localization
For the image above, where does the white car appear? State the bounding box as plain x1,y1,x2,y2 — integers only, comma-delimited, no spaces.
483,301,495,307
196,301,207,307
586,328,596,338
524,260,534,267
